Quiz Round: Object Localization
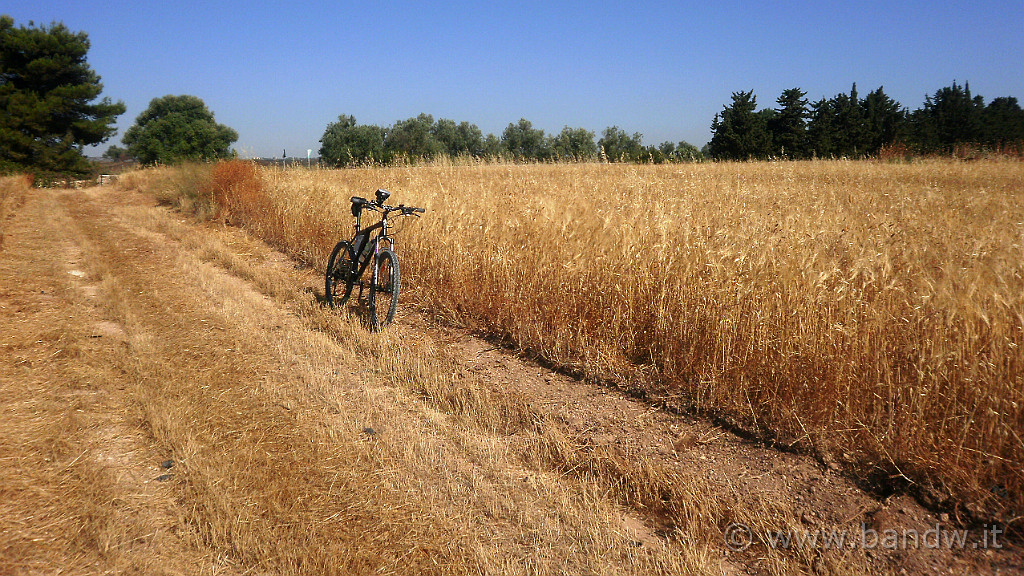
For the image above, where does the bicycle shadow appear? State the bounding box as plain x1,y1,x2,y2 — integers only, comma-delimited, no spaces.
319,290,377,329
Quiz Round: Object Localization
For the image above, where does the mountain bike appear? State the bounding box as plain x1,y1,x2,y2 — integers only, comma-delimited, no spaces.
324,188,425,330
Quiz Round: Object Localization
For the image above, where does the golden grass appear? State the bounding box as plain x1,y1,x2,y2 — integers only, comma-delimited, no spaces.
0,174,31,250
5,173,951,575
169,158,1024,523
96,186,739,574
104,171,870,574
116,163,217,218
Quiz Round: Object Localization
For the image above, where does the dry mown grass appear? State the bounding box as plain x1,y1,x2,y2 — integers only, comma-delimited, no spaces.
0,174,31,249
0,189,193,574
124,159,1024,527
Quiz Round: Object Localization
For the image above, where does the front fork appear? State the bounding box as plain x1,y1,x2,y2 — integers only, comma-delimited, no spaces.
366,239,379,308
360,235,394,302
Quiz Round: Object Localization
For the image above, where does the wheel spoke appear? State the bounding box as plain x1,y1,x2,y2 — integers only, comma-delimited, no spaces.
368,250,400,330
324,241,356,309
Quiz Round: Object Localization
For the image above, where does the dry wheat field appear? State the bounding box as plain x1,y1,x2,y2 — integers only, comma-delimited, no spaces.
3,160,1021,575
156,158,1023,523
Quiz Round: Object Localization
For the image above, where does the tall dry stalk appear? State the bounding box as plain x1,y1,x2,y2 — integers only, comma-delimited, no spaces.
0,175,31,249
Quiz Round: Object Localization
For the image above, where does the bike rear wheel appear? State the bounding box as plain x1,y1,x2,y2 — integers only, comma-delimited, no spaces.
368,249,400,330
325,240,356,308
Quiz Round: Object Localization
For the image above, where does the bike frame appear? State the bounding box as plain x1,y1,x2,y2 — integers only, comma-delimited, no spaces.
349,206,396,294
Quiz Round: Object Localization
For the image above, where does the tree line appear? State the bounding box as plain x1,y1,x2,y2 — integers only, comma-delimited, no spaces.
707,82,1024,160
1,17,237,177
323,81,1024,166
318,114,702,167
5,15,1024,178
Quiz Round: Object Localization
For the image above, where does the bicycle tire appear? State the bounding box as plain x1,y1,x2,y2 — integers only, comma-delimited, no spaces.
325,240,356,309
367,249,400,330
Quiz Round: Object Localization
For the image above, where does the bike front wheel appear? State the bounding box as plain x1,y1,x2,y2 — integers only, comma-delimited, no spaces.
368,249,400,330
325,240,356,309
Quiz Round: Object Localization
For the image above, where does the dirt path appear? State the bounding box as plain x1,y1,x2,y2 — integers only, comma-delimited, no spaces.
0,187,206,573
1,184,1020,575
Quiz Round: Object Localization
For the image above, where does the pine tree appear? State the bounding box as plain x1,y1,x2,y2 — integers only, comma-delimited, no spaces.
769,88,809,159
806,97,836,158
912,81,985,152
982,97,1024,148
860,87,906,154
122,95,237,165
708,90,772,160
0,16,125,176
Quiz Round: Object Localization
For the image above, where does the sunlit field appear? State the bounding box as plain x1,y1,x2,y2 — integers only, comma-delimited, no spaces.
0,175,30,248
123,158,1024,522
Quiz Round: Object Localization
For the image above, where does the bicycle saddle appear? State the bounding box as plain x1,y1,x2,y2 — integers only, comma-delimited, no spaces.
350,196,368,216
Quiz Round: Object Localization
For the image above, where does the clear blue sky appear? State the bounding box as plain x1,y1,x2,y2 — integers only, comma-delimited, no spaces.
5,1,1023,158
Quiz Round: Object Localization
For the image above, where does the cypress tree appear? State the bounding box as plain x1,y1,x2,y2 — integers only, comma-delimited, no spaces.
912,81,985,153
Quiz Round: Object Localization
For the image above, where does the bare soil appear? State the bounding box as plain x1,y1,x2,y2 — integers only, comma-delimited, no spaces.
1,184,1020,575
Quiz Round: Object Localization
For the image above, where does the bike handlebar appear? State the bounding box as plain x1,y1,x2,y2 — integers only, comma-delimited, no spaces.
363,202,425,215
351,191,425,216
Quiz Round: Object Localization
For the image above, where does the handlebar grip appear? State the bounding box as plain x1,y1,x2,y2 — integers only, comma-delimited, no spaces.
413,207,426,213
